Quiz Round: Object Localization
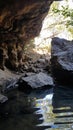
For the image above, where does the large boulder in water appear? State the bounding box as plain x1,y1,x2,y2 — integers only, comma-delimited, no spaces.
51,37,73,86
18,72,54,89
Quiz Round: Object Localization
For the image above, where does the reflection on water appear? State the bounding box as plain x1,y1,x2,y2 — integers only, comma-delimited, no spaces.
0,86,73,130
35,94,54,127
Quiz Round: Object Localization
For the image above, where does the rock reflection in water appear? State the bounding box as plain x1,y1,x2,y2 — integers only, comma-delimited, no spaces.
0,86,73,130
0,88,53,130
35,93,54,127
52,86,73,130
32,86,73,130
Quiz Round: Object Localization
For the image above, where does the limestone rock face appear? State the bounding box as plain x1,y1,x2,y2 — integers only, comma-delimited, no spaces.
51,37,73,86
0,0,54,70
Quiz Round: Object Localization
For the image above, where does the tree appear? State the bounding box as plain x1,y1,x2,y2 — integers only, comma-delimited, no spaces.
52,0,73,37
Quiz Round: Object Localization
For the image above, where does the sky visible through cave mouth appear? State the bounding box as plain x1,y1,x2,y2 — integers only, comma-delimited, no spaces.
33,0,73,55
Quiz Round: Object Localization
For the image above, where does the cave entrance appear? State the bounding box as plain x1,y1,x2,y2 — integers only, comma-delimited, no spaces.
23,0,73,74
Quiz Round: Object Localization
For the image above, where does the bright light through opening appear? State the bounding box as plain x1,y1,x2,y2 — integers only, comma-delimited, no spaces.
33,0,73,55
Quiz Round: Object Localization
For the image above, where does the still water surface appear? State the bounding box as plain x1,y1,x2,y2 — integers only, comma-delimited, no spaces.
0,86,73,130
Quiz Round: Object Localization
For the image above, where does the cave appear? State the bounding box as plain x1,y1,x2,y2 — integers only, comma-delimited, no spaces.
0,0,57,90
0,1,73,130
0,0,58,92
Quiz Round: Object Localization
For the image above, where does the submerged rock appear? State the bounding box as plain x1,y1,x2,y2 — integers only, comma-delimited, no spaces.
18,72,54,89
51,37,73,86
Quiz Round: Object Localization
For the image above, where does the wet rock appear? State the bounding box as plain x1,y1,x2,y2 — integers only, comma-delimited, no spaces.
51,37,73,86
18,72,54,89
0,68,20,92
0,94,8,103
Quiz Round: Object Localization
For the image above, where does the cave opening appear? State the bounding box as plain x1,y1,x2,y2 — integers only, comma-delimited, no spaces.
0,0,73,88
0,0,73,73
13,0,73,74
0,1,73,130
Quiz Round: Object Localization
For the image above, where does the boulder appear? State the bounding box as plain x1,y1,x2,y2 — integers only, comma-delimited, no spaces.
0,68,20,92
51,37,73,86
18,72,54,89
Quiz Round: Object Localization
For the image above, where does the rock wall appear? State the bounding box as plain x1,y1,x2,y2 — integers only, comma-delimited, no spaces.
0,0,55,70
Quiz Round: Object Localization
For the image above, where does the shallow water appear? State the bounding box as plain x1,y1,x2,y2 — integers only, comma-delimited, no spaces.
0,86,73,130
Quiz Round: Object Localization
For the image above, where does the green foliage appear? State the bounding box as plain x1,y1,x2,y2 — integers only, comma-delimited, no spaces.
52,5,73,27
